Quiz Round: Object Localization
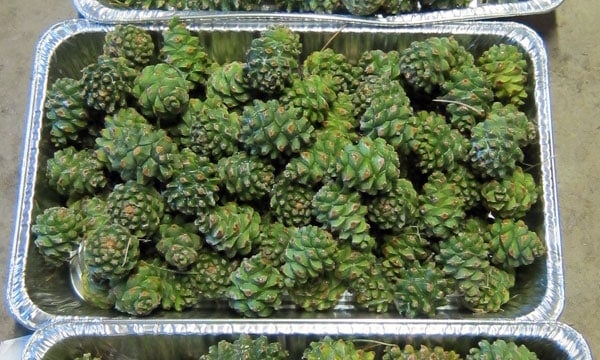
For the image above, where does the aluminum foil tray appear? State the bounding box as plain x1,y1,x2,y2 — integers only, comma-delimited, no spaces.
6,19,563,331
22,320,592,359
73,0,565,25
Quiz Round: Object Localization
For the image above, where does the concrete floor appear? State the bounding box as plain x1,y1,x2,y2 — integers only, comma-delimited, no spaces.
0,0,598,357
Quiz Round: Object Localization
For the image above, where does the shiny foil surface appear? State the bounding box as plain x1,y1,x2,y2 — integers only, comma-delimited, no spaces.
22,320,592,359
72,0,565,25
6,19,563,331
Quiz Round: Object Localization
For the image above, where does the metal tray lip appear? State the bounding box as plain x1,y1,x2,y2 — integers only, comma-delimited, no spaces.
6,18,564,331
22,319,593,360
72,0,566,25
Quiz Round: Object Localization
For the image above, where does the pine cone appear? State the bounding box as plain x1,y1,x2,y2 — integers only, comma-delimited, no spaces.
44,77,89,147
32,206,83,266
106,180,165,238
196,202,261,258
103,24,155,68
227,254,284,317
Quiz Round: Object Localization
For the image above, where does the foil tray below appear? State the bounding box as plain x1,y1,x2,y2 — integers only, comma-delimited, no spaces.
6,19,563,331
22,320,592,360
72,0,565,25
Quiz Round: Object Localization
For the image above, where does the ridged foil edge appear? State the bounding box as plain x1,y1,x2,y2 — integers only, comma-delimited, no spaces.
22,320,592,360
6,19,564,330
72,0,565,24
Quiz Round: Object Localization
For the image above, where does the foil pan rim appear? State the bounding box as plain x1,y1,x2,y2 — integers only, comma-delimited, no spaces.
6,18,563,330
23,320,592,360
72,0,566,24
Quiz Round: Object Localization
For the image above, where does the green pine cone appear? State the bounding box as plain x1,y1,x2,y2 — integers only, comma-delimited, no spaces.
381,0,418,14
81,55,137,114
467,339,539,360
196,202,261,258
106,180,165,238
380,228,432,281
280,225,338,288
256,221,291,267
334,245,377,283
187,249,240,300
200,335,288,360
366,178,419,233
103,24,155,68
394,261,451,318
462,266,515,313
312,182,374,250
481,166,538,219
163,148,220,217
44,77,89,147
488,102,536,147
269,177,315,227
155,221,202,270
32,206,83,266
478,44,529,106
437,231,491,302
227,254,284,317
341,0,384,15
358,49,401,81
132,63,190,121
74,196,111,234
282,129,352,186
486,219,545,269
46,147,107,198
383,344,462,360
468,115,524,179
323,94,360,140
244,25,301,95
289,273,347,311
281,73,338,125
427,166,481,211
83,223,140,282
183,98,242,160
95,122,179,184
217,151,275,202
335,137,401,195
161,19,213,87
418,180,466,239
206,61,252,109
114,260,163,316
241,99,314,160
282,0,343,13
302,48,360,94
350,260,395,313
80,265,116,310
399,36,474,94
359,79,413,154
351,75,386,118
406,111,470,174
441,65,494,134
104,106,149,128
302,337,376,360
